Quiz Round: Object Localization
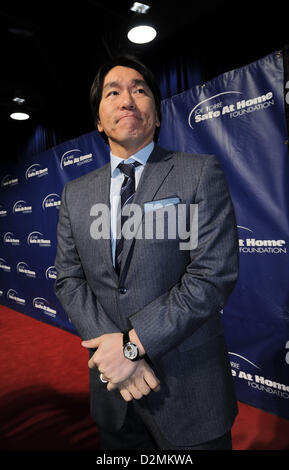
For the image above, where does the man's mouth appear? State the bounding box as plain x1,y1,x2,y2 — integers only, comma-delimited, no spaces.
117,114,140,123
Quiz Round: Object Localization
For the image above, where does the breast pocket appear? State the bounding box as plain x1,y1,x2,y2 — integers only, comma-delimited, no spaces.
142,202,185,242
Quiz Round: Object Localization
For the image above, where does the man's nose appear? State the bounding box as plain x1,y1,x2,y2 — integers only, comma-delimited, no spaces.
121,90,135,109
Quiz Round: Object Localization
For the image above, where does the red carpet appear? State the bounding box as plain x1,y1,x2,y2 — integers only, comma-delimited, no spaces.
1,305,289,450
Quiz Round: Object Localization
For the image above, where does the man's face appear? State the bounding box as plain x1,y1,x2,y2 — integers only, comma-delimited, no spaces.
97,66,160,156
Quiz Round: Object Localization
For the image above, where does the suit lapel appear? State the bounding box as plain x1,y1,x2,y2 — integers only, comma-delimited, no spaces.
88,147,175,283
119,146,174,279
88,164,119,283
133,146,174,207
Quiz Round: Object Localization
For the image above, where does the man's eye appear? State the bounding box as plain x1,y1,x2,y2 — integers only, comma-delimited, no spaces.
135,88,145,94
107,90,119,97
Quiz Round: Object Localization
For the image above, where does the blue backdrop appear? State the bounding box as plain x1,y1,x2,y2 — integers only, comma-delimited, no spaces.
158,50,289,419
0,50,288,419
0,132,110,333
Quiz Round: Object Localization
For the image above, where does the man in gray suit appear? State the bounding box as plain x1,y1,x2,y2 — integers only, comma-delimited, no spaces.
55,55,239,450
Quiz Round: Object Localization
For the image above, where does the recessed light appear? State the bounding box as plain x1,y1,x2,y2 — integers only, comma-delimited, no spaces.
127,25,156,44
10,112,30,121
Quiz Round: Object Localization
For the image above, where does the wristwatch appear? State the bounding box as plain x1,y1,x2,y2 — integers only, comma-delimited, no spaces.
123,331,141,361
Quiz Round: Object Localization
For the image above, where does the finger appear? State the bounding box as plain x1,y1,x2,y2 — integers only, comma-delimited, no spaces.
120,389,134,402
107,382,117,391
135,378,151,396
127,384,143,400
81,337,101,349
88,359,95,369
87,357,98,369
144,370,160,391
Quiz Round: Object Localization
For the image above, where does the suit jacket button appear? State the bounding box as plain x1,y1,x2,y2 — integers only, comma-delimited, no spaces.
118,287,127,294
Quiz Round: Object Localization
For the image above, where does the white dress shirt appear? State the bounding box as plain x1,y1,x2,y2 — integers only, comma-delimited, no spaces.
110,141,154,266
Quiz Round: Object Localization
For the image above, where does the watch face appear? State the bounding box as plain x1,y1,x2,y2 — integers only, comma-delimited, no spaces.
124,342,138,360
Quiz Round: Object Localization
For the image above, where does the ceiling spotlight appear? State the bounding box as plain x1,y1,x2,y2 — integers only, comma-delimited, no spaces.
10,92,30,120
13,96,26,105
128,2,157,44
10,112,30,120
130,2,150,14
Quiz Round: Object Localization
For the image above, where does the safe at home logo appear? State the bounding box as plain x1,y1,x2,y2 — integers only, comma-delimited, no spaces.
13,200,32,214
230,352,289,399
188,90,274,129
4,232,20,246
7,289,26,306
1,174,19,188
238,226,287,255
60,149,93,169
45,266,57,280
0,258,11,272
17,261,36,278
27,231,51,247
25,163,48,180
33,297,57,317
0,204,7,217
42,193,61,210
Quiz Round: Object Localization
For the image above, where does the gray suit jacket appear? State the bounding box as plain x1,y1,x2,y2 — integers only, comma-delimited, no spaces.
55,145,239,446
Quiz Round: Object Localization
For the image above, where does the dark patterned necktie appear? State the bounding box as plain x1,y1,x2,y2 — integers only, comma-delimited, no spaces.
115,161,141,275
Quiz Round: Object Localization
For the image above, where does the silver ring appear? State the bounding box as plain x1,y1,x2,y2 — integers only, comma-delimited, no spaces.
99,373,108,384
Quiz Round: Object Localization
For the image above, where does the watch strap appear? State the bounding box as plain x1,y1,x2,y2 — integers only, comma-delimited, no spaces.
123,331,130,347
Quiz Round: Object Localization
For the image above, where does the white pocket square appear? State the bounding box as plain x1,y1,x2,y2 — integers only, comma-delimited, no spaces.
144,197,180,213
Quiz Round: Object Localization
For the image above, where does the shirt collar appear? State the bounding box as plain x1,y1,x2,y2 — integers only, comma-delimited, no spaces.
110,141,154,177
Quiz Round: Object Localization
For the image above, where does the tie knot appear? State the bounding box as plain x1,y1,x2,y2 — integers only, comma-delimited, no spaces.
118,161,141,179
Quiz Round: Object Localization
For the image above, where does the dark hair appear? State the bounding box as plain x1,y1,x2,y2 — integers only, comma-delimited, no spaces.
89,54,162,144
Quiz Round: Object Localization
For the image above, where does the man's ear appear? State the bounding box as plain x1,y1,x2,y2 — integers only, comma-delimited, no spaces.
155,112,161,128
97,119,103,133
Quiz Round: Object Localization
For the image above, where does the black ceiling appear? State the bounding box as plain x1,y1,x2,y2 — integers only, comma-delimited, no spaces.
1,0,288,161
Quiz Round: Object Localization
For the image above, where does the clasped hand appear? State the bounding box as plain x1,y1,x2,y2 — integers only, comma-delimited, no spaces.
82,333,160,402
